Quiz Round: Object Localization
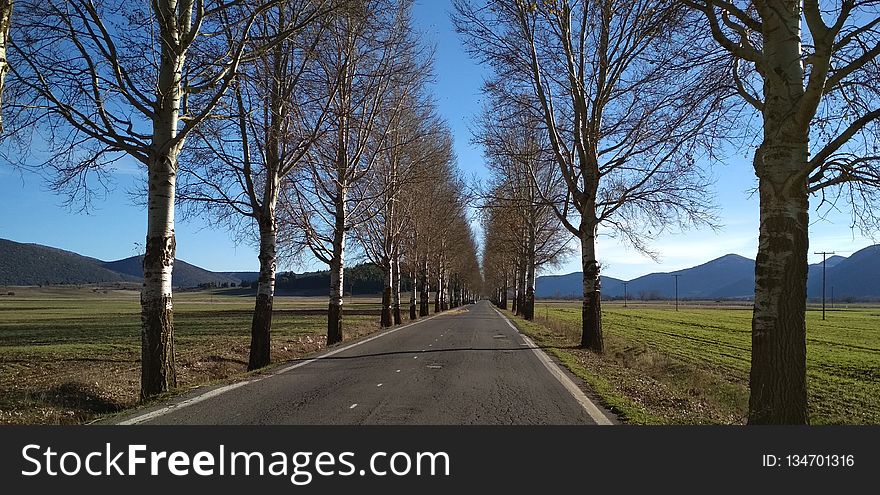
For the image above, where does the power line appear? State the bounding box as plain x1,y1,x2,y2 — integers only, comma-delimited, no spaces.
672,274,680,311
814,251,835,321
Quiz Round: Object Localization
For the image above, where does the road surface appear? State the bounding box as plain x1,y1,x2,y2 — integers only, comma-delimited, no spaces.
113,301,614,425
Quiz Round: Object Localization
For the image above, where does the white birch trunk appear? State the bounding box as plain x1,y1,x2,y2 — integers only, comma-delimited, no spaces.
0,0,12,131
580,218,604,352
140,0,189,399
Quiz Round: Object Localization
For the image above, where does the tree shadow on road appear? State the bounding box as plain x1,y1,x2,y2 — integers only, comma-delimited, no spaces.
281,344,583,362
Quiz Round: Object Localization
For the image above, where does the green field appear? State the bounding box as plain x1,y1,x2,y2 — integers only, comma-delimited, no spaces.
0,286,385,424
512,301,880,424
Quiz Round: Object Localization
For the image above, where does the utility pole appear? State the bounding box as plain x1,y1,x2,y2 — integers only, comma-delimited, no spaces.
623,282,628,308
672,274,680,311
831,286,834,310
814,251,835,321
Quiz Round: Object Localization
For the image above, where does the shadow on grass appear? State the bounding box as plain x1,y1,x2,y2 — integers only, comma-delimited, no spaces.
198,354,249,366
183,308,382,318
36,382,125,415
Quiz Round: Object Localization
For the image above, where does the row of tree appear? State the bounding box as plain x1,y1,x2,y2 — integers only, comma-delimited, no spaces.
0,0,480,400
457,0,880,424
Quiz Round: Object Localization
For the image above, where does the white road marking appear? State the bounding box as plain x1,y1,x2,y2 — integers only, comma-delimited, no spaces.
377,383,383,387
428,344,432,347
117,381,251,425
396,370,401,373
349,403,358,409
492,307,615,426
115,311,447,425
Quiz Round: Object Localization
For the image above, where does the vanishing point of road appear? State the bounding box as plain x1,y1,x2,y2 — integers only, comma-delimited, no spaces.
112,301,615,425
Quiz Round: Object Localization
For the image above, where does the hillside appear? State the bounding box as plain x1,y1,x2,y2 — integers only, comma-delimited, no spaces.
625,254,755,300
1,239,241,288
0,239,139,286
536,273,625,299
101,256,241,288
0,238,390,293
807,245,880,300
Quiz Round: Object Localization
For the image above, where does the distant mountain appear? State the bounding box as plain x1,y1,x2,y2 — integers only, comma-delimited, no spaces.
101,256,241,288
0,239,139,286
536,273,625,299
0,238,389,293
1,238,241,288
536,246,880,301
807,245,880,300
624,254,755,300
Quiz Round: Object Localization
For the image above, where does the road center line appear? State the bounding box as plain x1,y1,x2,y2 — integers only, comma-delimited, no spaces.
349,403,358,409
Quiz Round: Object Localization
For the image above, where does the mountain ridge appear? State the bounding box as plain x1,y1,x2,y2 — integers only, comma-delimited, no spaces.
4,238,878,299
536,245,880,301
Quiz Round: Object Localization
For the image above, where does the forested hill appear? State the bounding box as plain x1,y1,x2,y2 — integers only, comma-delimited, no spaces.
0,238,139,285
0,238,389,294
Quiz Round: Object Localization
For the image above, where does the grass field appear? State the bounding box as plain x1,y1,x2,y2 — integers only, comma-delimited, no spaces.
510,301,880,425
0,286,387,424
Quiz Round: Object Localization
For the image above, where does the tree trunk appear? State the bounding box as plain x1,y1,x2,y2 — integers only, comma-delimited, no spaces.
409,267,417,320
749,164,809,424
381,260,392,328
327,194,346,345
392,247,402,325
500,275,508,310
524,248,536,321
580,224,604,352
440,264,448,311
511,264,519,315
747,6,810,424
420,256,429,316
248,217,277,370
517,261,526,316
0,0,11,132
140,3,186,399
141,151,178,400
434,261,442,313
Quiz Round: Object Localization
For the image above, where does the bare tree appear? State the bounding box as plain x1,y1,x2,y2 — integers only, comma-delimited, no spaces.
475,96,573,320
481,203,518,309
6,0,310,398
686,0,880,424
285,0,417,345
353,92,441,328
398,122,457,318
454,0,725,352
180,1,333,370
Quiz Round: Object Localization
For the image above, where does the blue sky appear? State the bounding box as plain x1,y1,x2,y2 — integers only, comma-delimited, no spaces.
0,0,877,280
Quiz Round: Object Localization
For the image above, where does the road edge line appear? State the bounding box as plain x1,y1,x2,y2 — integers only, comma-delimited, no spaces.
492,307,615,426
116,309,453,425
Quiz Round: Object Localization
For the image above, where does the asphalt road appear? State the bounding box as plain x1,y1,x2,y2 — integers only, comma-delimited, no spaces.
115,301,612,425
